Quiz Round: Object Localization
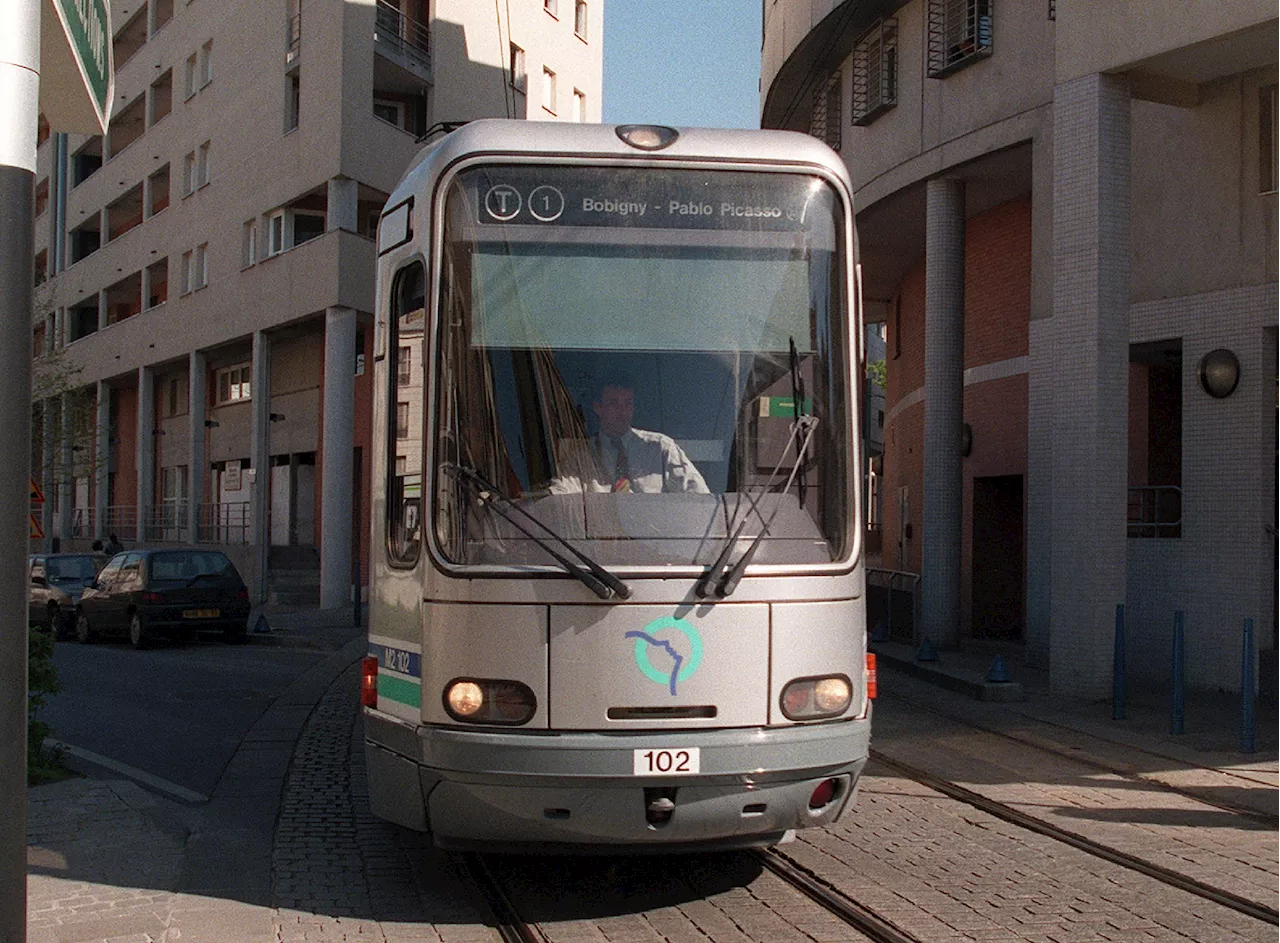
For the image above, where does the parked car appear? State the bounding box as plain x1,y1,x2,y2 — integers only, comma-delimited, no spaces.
29,553,109,638
75,548,251,648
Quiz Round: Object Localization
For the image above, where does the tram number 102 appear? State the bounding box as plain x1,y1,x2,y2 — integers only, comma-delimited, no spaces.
633,747,701,776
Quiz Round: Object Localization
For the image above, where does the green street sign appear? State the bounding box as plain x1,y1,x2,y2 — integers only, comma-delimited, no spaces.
40,0,113,134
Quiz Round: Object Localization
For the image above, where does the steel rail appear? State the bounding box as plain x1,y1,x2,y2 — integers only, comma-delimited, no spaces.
754,848,926,943
871,750,1280,926
460,853,546,943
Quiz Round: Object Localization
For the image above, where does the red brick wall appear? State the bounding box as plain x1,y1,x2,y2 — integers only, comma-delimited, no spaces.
881,196,1031,633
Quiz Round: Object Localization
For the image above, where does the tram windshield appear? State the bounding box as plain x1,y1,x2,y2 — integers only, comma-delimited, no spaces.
429,164,852,570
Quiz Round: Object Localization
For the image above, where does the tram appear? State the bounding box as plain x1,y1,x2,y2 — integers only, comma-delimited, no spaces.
362,119,872,852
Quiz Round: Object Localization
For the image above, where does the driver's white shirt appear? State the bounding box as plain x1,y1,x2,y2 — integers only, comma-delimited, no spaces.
550,428,709,494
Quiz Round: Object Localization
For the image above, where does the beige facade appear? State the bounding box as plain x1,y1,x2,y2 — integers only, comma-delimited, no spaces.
32,0,603,607
763,0,1277,695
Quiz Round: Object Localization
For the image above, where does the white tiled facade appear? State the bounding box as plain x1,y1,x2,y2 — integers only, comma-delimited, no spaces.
32,0,603,605
762,0,1278,695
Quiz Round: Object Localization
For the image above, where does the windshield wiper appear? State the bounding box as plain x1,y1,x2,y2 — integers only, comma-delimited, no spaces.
443,463,631,601
696,416,820,598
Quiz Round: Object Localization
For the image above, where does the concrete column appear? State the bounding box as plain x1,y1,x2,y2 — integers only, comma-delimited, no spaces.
251,331,271,603
921,177,966,649
97,287,108,331
188,350,207,541
59,390,74,541
95,381,110,540
320,306,356,609
327,176,359,232
136,366,155,542
1048,73,1131,697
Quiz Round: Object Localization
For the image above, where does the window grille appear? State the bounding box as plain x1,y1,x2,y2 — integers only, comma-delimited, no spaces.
852,18,898,126
927,0,992,79
809,72,842,151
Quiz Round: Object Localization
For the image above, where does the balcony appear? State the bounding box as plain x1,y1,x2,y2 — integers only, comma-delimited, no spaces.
374,0,431,80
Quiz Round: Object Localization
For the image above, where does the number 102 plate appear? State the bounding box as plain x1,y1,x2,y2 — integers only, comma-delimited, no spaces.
633,747,700,776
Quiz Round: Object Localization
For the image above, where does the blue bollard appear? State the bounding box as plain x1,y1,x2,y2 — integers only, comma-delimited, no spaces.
1241,618,1256,754
1112,604,1126,721
1171,611,1185,735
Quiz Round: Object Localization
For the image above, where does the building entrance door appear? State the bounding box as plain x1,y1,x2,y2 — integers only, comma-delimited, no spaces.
972,474,1024,640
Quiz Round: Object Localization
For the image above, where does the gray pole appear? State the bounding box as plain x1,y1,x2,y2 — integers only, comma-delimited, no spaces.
0,5,39,941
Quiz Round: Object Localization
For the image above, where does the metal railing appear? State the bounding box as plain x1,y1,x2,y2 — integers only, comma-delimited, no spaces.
195,502,252,545
867,567,921,643
102,505,137,536
1127,485,1182,538
143,503,190,542
374,0,430,71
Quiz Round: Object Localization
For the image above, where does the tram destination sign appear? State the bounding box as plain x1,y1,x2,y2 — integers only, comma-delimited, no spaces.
464,165,833,233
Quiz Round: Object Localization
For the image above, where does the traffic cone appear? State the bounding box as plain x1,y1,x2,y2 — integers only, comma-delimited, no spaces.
985,654,1011,683
916,638,938,662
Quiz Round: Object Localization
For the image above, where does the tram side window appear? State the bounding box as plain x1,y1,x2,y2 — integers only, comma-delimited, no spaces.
386,261,425,565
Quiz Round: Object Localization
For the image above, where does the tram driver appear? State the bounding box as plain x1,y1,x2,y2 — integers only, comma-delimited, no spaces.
550,372,710,495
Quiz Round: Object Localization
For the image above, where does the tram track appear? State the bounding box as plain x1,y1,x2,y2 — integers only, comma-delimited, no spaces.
461,853,547,943
870,749,1280,927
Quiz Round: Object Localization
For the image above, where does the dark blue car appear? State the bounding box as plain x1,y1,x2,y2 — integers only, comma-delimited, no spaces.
75,548,251,648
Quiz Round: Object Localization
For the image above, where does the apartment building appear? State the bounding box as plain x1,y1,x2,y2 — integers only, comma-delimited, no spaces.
762,0,1277,696
32,0,604,609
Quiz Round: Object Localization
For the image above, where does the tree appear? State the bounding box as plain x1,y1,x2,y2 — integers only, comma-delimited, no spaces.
866,357,886,390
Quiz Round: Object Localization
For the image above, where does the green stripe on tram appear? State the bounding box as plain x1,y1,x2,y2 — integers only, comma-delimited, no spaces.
378,675,421,709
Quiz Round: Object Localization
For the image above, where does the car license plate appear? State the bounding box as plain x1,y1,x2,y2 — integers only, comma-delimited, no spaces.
183,608,219,619
633,747,699,776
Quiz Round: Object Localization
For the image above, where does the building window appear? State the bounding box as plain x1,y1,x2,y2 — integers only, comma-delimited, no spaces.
292,211,324,246
927,0,992,79
199,40,213,88
852,18,898,126
374,98,404,128
194,242,208,289
574,0,587,39
242,220,257,268
268,211,286,255
809,72,841,151
510,44,526,95
1127,339,1182,538
396,401,410,438
184,52,199,99
398,345,412,384
216,363,252,404
196,141,210,188
1262,84,1278,194
182,150,196,195
542,67,557,114
286,69,301,132
543,0,557,17
573,88,586,122
180,249,193,293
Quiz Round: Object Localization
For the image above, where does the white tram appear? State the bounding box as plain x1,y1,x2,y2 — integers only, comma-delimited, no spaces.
363,120,872,852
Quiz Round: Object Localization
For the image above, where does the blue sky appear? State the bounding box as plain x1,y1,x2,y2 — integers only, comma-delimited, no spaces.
602,1,762,130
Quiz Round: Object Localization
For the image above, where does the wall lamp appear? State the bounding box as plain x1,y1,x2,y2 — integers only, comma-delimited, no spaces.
1197,348,1240,399
269,412,286,422
204,419,219,428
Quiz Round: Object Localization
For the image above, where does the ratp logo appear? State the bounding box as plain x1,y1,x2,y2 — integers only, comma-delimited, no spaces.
625,617,703,696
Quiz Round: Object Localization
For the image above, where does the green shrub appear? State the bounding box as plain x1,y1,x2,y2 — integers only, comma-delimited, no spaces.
28,627,70,785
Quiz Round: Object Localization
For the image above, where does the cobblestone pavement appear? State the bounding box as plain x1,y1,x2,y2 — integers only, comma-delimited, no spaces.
872,699,1279,912
271,662,499,942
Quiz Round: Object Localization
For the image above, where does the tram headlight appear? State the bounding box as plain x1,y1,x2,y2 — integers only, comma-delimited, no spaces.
780,675,852,721
443,678,537,725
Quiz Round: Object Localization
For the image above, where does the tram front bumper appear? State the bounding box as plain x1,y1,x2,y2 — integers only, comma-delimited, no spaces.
364,713,870,851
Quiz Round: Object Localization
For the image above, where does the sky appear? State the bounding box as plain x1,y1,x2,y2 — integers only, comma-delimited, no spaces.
602,1,762,130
